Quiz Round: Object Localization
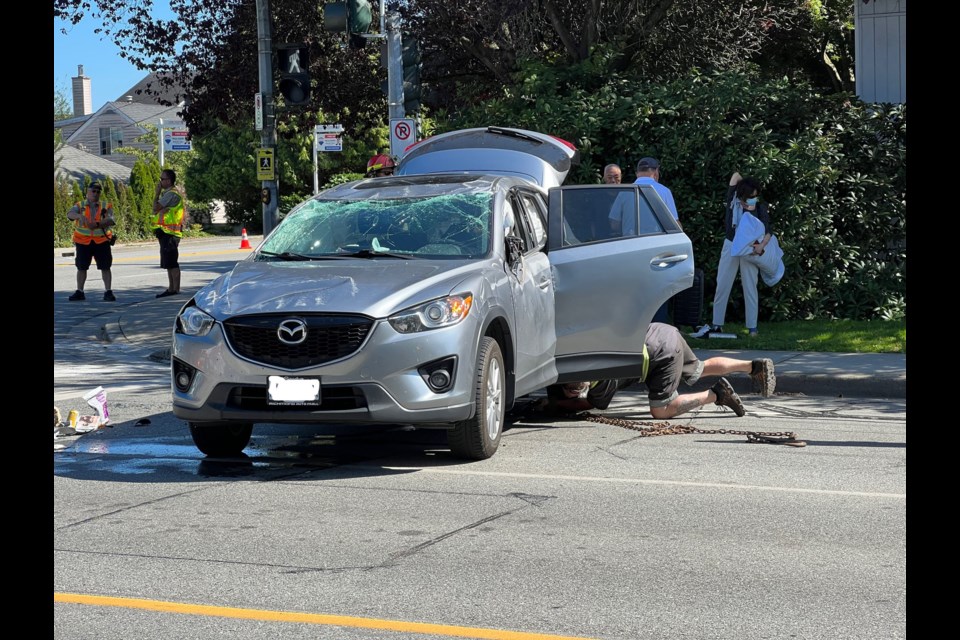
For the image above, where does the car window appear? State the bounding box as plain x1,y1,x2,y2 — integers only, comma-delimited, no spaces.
259,193,493,259
637,191,665,235
520,192,547,249
503,197,530,254
553,187,665,248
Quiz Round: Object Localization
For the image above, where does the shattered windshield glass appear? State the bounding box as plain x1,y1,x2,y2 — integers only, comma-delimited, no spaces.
257,192,493,260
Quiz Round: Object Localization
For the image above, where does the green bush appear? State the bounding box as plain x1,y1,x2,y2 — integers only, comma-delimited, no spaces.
450,65,905,321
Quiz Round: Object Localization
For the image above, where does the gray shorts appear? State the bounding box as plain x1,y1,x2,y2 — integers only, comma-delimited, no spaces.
644,323,704,408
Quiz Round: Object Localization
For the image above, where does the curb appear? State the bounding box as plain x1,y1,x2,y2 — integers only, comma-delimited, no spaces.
101,319,172,363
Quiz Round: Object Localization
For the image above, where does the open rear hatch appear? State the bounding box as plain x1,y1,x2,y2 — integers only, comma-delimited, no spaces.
396,126,580,188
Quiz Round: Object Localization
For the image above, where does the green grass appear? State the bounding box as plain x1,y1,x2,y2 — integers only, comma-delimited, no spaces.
681,319,905,353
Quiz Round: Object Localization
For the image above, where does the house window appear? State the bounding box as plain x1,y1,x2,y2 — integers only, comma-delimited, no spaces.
99,127,123,155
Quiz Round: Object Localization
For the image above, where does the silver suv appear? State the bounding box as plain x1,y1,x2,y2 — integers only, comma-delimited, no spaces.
172,127,693,459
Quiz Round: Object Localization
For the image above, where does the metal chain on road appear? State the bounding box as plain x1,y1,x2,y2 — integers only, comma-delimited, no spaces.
579,412,807,447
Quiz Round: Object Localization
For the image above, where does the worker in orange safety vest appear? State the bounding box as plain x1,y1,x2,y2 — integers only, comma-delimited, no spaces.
66,181,116,301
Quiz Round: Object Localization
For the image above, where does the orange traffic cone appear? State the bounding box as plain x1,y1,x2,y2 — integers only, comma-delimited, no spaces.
239,228,252,249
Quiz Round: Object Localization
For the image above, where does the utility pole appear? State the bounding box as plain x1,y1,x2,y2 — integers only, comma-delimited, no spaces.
385,10,405,122
255,0,279,235
158,118,165,168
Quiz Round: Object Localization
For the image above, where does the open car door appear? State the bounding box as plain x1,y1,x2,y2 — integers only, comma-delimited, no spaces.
546,184,694,383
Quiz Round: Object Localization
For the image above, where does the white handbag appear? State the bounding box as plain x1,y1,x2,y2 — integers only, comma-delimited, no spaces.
743,234,785,286
731,212,784,286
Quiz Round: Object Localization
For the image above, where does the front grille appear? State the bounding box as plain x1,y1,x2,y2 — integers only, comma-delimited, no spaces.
223,314,374,369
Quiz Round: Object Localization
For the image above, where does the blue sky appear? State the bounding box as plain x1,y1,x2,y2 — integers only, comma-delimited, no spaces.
54,4,174,114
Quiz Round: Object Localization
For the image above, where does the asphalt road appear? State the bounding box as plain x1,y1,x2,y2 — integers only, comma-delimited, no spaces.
54,236,906,639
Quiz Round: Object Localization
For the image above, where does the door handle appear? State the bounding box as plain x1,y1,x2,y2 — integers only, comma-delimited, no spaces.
651,254,688,268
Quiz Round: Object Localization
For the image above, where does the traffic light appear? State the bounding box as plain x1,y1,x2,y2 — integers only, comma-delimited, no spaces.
401,36,421,115
346,0,372,34
277,45,310,106
323,1,372,50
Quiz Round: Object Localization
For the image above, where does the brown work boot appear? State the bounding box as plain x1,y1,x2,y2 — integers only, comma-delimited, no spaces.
750,358,776,397
711,377,745,416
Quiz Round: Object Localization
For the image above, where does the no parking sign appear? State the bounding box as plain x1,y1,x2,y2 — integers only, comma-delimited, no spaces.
390,118,416,159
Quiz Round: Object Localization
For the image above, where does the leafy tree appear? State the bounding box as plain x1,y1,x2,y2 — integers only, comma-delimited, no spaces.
129,158,162,236
396,0,815,113
55,1,858,126
54,84,72,174
55,0,387,136
53,177,76,246
448,64,905,321
755,0,856,92
185,115,388,232
54,85,72,120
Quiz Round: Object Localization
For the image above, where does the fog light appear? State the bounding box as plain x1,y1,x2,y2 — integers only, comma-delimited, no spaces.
418,356,457,393
428,370,451,389
173,358,197,393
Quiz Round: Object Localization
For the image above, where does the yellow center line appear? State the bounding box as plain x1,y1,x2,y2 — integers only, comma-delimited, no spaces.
54,593,598,640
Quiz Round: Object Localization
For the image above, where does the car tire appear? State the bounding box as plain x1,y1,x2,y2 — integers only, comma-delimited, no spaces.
447,337,504,460
189,422,253,457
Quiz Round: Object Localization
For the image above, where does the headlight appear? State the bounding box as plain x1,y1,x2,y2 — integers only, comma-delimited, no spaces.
177,306,216,336
388,293,473,334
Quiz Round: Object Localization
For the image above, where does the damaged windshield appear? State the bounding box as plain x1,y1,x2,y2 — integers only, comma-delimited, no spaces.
257,192,493,260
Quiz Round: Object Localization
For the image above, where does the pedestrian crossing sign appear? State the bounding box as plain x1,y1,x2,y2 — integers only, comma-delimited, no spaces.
257,148,275,181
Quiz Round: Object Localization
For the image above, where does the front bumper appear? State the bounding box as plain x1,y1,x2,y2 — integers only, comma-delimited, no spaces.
171,317,479,426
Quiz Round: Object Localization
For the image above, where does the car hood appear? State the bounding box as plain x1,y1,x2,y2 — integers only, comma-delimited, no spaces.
194,259,480,319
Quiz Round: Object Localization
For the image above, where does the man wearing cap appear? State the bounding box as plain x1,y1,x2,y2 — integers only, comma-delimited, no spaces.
67,181,116,302
632,157,678,221
608,157,681,322
608,157,679,236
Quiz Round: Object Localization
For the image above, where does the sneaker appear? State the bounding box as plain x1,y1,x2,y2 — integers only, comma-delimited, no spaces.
748,328,759,337
690,324,720,339
68,290,86,301
711,377,745,416
750,358,776,397
103,290,117,302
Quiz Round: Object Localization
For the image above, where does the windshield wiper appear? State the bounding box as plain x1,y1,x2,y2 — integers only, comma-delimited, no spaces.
337,249,414,260
258,250,327,261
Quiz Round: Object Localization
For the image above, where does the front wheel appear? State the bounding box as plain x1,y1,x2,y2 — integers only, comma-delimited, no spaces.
189,422,253,457
447,337,505,460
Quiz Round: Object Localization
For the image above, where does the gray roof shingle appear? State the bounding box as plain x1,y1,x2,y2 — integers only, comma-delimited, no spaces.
115,72,188,106
55,145,132,184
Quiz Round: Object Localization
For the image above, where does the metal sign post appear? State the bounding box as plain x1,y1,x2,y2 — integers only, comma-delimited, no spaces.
390,118,415,159
314,124,344,194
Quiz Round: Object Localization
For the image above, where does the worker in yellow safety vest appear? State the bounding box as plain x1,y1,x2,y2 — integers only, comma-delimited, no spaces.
67,181,116,302
152,169,187,298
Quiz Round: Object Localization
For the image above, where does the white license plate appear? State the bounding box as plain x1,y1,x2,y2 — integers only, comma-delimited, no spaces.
267,376,321,405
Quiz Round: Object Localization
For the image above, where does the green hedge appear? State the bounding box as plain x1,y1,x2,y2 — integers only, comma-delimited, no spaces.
450,66,905,321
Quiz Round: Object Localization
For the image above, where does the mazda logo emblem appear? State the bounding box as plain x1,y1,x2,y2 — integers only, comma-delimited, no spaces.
277,319,307,345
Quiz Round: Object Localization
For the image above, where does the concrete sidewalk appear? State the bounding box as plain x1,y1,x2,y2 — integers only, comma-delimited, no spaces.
97,293,906,400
